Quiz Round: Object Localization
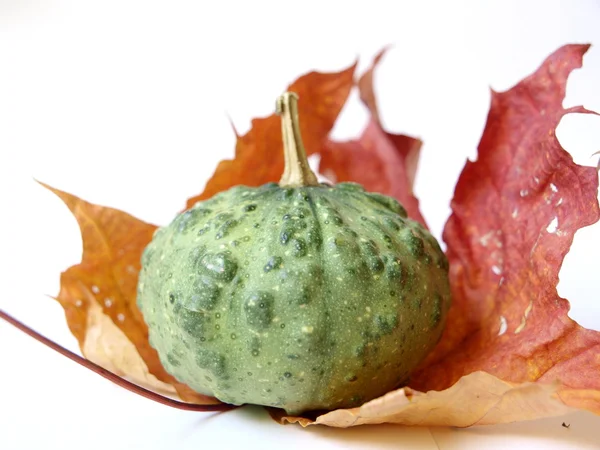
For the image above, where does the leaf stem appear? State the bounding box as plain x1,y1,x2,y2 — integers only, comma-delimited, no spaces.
0,308,236,412
276,92,319,187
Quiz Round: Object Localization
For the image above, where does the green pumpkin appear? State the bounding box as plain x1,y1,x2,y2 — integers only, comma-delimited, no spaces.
137,93,451,415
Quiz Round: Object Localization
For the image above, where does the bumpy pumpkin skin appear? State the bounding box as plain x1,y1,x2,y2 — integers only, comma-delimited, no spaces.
137,182,451,415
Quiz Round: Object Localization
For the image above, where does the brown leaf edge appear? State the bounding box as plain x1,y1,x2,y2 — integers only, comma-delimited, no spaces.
269,372,573,427
40,182,219,405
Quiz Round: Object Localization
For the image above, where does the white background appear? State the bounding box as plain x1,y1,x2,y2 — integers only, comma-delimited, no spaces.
1,1,600,449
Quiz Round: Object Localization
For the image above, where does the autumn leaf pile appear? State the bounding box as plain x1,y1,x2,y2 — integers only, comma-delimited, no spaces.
26,44,600,427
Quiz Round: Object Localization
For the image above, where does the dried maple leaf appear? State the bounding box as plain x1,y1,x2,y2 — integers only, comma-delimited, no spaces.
4,42,598,428
319,49,426,226
185,63,356,207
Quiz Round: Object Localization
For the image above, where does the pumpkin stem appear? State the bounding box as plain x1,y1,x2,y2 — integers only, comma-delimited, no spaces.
276,92,319,187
